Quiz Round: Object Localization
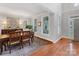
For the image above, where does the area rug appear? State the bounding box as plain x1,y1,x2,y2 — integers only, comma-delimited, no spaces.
1,37,46,56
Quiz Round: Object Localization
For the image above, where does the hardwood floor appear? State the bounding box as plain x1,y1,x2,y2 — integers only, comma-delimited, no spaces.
31,38,79,56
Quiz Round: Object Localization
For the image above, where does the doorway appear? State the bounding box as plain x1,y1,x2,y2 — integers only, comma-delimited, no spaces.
69,17,79,41
68,17,74,40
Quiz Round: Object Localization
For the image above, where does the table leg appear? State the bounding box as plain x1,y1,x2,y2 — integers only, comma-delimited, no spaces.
0,43,3,55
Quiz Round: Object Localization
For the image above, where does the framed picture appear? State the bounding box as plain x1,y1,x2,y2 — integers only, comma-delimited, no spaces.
43,16,49,34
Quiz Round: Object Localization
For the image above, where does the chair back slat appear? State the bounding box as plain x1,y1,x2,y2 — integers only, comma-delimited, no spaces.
9,32,21,43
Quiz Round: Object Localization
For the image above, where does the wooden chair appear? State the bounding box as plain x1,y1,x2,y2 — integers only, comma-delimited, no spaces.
30,31,34,43
7,32,22,53
21,31,31,48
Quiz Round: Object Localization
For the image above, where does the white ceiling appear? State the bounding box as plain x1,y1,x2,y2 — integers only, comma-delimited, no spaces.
62,3,79,12
0,3,49,18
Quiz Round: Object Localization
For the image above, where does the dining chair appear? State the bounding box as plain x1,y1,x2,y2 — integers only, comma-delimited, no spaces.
21,31,31,48
7,32,22,53
30,31,34,43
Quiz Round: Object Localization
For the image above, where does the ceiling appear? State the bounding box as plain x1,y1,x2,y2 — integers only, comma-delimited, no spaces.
62,3,79,12
0,3,49,18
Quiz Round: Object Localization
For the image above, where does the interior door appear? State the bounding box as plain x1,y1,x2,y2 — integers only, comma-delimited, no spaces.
69,18,74,40
74,19,79,41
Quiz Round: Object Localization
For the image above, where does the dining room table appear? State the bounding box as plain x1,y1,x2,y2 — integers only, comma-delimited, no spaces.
0,31,34,55
0,34,9,54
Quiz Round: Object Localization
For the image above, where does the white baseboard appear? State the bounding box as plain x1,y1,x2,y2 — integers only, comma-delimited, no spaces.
35,35,63,43
53,36,62,43
62,36,70,39
35,33,70,43
53,36,71,43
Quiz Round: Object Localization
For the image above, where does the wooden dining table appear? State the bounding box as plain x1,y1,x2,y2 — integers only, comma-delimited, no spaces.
0,31,34,54
0,34,9,54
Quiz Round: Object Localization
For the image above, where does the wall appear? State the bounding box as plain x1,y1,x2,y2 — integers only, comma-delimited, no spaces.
62,3,79,38
32,3,62,43
41,3,62,43
0,16,4,34
32,12,54,42
7,17,19,29
0,3,62,43
0,16,20,30
0,16,32,34
19,18,32,30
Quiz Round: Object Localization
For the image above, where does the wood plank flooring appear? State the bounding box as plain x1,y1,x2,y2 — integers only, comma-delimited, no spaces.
31,38,79,56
